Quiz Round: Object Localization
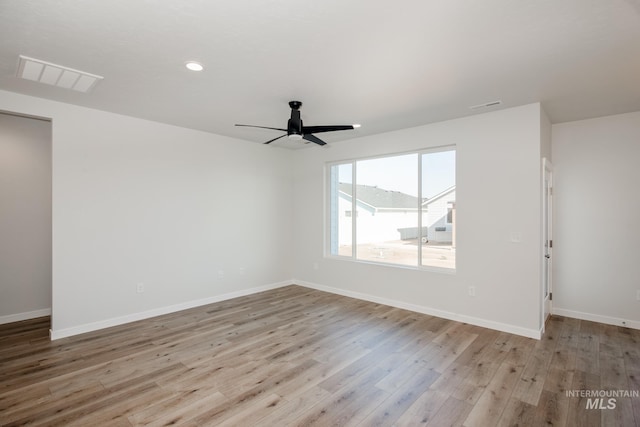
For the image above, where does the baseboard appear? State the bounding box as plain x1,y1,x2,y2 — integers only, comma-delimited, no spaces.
0,308,51,325
294,279,541,339
50,281,292,340
49,278,549,341
552,307,640,330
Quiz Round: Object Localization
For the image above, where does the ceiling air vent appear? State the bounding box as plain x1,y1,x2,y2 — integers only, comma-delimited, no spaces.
16,55,103,93
469,100,502,110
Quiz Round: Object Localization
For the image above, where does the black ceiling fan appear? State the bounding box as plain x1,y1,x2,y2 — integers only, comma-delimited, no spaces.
235,101,360,146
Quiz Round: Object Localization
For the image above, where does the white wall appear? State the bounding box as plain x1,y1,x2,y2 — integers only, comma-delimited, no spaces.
540,108,552,161
0,90,293,338
552,111,640,328
292,103,545,338
0,89,550,339
0,113,52,323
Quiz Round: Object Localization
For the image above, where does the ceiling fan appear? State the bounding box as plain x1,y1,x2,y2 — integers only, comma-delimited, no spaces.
235,101,360,146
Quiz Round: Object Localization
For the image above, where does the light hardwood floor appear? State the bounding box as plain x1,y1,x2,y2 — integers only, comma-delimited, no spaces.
1,285,638,426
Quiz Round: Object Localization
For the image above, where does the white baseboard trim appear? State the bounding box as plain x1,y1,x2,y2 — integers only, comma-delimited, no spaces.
0,308,51,325
294,280,541,339
50,281,292,340
552,307,640,330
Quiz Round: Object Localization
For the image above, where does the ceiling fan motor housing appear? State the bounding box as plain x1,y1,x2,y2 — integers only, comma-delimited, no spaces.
288,102,303,137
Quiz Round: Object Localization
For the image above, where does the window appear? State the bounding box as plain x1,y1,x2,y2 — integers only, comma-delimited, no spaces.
329,147,456,270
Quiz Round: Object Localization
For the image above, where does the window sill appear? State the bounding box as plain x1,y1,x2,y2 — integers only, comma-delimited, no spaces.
324,255,457,275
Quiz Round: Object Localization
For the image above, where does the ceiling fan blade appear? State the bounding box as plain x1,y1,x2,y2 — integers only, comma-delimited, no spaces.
235,124,287,132
302,133,327,146
263,134,287,145
302,125,356,134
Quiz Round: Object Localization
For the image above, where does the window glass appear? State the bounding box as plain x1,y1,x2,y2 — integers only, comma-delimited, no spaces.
421,150,456,269
355,154,418,267
329,147,456,270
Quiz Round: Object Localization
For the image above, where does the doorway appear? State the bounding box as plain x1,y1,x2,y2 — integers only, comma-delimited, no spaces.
0,112,52,327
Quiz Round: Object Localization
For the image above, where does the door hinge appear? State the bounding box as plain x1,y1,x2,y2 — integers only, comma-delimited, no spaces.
549,240,553,248
549,292,552,301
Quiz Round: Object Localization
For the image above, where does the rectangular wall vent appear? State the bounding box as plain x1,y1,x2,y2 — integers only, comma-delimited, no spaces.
16,55,103,93
469,100,502,110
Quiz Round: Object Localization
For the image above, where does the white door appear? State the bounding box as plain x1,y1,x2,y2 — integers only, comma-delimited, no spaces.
542,158,553,330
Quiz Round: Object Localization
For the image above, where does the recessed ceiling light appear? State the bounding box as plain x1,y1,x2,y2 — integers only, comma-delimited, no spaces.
353,124,361,128
185,61,204,71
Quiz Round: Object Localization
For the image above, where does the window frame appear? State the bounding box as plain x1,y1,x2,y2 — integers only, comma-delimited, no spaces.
325,146,456,273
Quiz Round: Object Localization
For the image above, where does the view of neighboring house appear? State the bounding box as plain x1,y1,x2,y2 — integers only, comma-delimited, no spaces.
337,183,418,245
336,182,456,246
422,186,456,246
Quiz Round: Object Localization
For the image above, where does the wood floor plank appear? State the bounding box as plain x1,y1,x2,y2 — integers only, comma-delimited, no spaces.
599,352,636,427
575,330,601,375
566,370,602,427
291,367,390,426
536,389,569,427
421,326,478,374
63,384,172,427
451,360,501,404
543,366,575,397
253,386,332,427
429,362,473,398
425,396,474,427
215,393,286,427
510,348,553,406
495,396,539,427
394,389,450,426
453,329,503,367
1,287,637,426
601,395,636,427
189,358,319,425
358,367,440,426
628,367,640,425
502,334,536,368
128,390,228,427
462,361,524,426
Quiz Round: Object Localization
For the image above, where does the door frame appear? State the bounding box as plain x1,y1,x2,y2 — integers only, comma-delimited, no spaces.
541,157,553,333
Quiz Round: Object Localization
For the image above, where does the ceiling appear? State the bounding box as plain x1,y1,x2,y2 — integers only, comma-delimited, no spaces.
1,0,639,148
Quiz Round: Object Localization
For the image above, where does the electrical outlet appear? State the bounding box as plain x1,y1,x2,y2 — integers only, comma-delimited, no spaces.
510,232,522,243
136,283,144,293
468,286,476,297
218,270,225,279
239,267,246,275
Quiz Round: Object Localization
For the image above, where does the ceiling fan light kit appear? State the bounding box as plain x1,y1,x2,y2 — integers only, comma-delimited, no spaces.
235,101,359,146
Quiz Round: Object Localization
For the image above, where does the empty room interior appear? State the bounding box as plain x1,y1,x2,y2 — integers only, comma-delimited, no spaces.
1,1,639,426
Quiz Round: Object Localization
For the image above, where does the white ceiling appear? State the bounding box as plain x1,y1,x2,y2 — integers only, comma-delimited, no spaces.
1,0,639,148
